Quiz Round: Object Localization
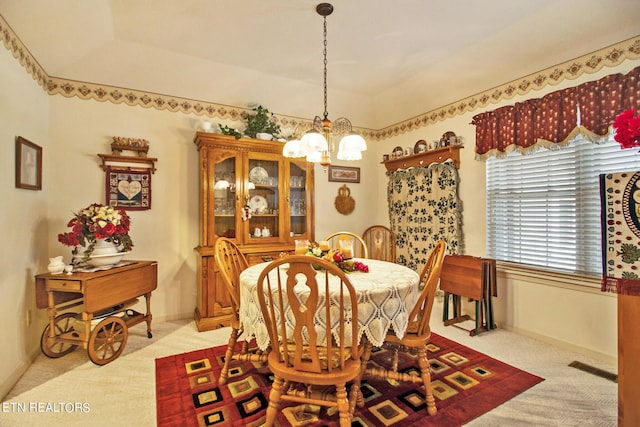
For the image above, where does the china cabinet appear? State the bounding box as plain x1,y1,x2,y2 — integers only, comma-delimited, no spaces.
193,132,315,331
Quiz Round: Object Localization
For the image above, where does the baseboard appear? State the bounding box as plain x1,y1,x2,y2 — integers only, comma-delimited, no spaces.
500,324,617,367
152,311,195,323
1,345,41,401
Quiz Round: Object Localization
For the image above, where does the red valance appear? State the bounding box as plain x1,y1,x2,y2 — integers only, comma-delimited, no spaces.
473,66,640,158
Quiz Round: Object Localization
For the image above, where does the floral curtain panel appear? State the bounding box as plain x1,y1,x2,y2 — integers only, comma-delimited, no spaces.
473,66,640,159
387,161,462,273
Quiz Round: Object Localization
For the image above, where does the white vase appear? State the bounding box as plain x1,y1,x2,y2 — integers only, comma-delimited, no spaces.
75,238,127,267
47,256,65,274
91,238,120,256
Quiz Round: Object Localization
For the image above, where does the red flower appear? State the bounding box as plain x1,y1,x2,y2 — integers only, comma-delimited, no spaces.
613,109,640,149
101,222,116,236
58,233,79,247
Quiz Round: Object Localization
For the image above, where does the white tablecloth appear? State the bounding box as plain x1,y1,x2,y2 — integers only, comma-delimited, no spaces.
239,258,420,351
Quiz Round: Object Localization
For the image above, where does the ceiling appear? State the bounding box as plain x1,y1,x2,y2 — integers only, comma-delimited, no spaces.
1,0,639,128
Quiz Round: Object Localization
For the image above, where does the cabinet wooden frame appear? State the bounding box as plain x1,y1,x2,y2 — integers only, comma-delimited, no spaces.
193,132,316,331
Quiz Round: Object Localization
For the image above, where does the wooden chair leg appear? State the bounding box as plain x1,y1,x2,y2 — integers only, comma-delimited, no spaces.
356,339,373,409
218,327,240,385
348,382,360,417
264,376,285,427
335,383,351,427
417,346,437,416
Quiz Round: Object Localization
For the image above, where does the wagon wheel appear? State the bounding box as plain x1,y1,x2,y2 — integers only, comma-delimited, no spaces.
40,312,79,358
88,317,128,365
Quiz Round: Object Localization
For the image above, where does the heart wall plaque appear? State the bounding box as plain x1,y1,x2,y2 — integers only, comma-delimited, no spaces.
118,180,142,200
106,167,151,210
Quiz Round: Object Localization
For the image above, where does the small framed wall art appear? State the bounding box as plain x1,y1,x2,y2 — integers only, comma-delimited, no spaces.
15,136,42,190
328,165,360,183
105,167,151,210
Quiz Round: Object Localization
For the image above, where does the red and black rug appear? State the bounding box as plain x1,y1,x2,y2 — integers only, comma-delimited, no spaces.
156,333,543,426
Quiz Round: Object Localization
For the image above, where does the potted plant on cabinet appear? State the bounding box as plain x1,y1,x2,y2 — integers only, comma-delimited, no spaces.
244,105,281,139
219,105,282,140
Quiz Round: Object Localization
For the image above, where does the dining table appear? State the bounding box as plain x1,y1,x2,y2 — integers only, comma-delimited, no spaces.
239,258,420,351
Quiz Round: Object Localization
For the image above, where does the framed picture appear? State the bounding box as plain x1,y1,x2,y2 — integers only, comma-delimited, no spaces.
105,167,152,210
15,136,42,190
328,165,360,183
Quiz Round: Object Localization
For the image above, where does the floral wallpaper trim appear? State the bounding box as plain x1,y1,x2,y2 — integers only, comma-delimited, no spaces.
1,14,637,142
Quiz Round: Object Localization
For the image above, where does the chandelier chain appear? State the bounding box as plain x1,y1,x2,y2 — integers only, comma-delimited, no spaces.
279,3,365,169
322,15,328,120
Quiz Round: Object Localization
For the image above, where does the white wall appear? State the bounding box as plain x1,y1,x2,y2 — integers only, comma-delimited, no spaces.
46,98,202,324
0,46,50,397
312,140,382,239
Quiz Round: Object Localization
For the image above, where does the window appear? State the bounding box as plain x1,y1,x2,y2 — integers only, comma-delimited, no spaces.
486,136,640,278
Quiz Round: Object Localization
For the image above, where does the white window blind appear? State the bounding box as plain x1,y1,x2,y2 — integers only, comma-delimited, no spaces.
486,136,640,278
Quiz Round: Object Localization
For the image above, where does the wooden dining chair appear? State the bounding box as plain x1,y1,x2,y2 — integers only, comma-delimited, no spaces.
213,237,267,385
362,240,447,416
324,231,369,259
256,255,362,427
362,225,396,262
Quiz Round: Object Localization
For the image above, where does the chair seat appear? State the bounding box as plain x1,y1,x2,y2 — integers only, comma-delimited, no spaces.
384,328,431,348
268,350,361,386
280,342,355,370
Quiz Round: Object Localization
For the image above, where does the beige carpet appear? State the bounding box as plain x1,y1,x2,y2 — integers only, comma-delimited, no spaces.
1,300,618,426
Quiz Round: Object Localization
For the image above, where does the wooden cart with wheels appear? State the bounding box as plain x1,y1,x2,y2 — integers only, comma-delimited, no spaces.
35,260,158,365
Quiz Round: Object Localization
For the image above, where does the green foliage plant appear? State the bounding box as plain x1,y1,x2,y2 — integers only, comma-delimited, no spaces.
218,124,243,140
243,105,281,139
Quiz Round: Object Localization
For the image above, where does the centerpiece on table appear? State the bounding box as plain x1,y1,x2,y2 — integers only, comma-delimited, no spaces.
303,241,369,273
57,203,133,267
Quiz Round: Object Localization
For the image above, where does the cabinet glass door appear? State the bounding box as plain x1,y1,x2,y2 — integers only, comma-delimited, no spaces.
213,156,237,240
289,161,309,238
213,157,237,238
247,158,280,241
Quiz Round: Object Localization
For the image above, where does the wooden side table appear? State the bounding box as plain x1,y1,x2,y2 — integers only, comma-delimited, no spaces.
440,255,497,336
35,260,157,365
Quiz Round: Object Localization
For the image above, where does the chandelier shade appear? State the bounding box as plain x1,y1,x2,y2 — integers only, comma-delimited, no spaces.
282,139,306,158
337,133,367,160
306,150,322,163
282,3,366,171
301,131,328,152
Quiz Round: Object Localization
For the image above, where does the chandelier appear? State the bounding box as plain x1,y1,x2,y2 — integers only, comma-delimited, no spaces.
282,3,367,171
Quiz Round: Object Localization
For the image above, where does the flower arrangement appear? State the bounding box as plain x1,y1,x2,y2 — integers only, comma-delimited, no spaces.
305,242,369,273
57,203,133,258
613,109,640,149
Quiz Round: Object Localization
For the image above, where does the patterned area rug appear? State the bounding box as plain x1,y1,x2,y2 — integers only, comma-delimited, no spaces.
155,333,543,426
